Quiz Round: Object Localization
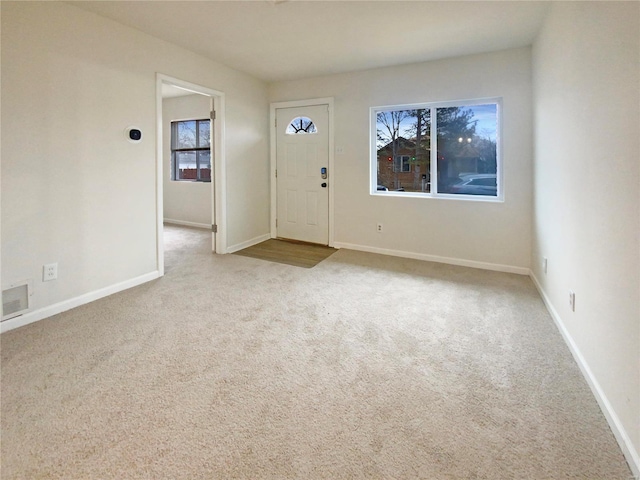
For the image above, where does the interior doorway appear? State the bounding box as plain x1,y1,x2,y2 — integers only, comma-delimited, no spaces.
156,74,226,276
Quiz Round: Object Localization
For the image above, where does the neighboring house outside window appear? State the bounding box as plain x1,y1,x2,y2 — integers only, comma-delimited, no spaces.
171,119,211,182
372,99,501,198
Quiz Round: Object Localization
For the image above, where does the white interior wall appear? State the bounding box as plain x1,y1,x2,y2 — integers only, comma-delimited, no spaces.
532,2,640,473
162,94,212,228
1,1,269,322
269,48,533,271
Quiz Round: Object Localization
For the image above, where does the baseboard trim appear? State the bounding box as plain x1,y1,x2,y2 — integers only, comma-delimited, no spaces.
332,242,529,275
0,271,161,334
529,271,640,479
163,219,210,229
226,233,271,254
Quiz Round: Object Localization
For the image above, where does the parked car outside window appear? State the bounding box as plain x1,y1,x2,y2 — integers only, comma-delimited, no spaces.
449,174,497,196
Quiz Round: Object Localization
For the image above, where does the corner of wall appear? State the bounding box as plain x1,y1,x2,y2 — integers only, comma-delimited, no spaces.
529,270,640,478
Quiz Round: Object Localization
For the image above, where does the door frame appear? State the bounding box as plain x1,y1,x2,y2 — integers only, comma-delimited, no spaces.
156,73,227,276
269,97,335,247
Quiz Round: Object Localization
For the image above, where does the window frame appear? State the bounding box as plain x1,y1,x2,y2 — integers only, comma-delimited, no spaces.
171,118,212,182
370,97,503,202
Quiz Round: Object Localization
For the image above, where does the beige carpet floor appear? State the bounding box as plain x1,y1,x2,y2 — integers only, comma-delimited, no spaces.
0,225,632,479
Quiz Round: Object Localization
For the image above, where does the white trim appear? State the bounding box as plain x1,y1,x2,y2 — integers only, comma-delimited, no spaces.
214,93,227,253
333,242,529,275
529,272,640,479
0,271,160,334
155,77,165,276
270,97,335,247
226,233,271,254
156,74,227,255
369,189,505,203
372,96,504,113
163,219,210,230
328,99,335,247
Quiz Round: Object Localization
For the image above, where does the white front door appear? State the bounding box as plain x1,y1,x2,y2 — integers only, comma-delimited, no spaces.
276,105,329,245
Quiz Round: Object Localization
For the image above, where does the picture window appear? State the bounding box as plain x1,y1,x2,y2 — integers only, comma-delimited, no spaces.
372,99,501,199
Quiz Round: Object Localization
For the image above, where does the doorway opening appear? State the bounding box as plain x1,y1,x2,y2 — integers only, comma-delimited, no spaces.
156,74,226,276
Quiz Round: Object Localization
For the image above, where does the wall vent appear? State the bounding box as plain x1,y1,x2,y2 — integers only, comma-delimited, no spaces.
2,282,31,321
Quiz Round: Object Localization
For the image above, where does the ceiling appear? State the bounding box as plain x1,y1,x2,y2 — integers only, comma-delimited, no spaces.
70,1,550,83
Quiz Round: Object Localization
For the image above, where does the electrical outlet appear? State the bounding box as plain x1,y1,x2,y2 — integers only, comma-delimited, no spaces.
569,291,575,312
377,223,383,233
43,263,58,282
543,257,548,274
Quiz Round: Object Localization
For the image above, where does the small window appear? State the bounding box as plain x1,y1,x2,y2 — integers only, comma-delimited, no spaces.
372,99,501,199
393,155,412,173
286,116,317,135
171,119,211,182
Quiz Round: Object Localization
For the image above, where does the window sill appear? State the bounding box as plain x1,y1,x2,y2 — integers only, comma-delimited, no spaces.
171,180,212,183
370,191,504,203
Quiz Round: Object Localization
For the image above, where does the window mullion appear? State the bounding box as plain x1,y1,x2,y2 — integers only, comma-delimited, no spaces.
431,106,437,195
195,122,201,181
172,147,175,181
171,122,177,181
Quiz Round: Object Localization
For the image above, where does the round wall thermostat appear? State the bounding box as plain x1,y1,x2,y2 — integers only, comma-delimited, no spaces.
125,126,142,143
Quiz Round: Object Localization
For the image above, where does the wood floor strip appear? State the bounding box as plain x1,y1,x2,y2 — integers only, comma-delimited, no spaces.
233,239,337,268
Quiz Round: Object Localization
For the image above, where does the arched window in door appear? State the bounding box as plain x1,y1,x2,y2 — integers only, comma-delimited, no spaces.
286,116,317,135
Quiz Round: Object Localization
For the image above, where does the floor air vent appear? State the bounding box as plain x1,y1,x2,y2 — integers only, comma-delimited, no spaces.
2,282,30,321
